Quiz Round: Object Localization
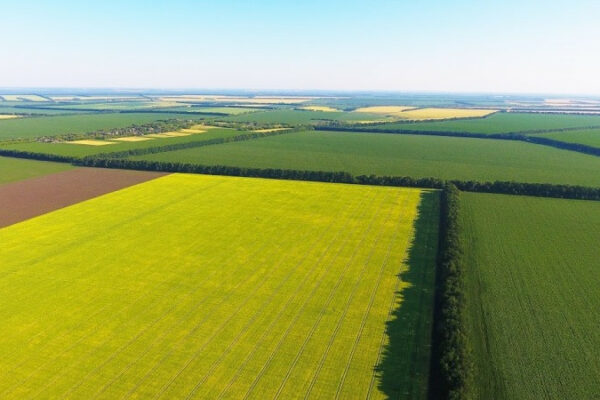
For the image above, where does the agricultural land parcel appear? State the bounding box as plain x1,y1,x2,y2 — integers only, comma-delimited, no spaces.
1,127,242,158
537,128,600,148
0,113,204,141
222,109,388,124
130,130,600,187
0,174,438,399
353,107,496,120
460,192,600,399
367,112,600,134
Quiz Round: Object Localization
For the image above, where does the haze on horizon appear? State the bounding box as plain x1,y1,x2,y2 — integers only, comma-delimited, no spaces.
2,0,599,95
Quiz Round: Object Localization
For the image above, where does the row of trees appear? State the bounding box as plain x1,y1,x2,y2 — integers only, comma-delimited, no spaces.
70,159,600,201
316,126,600,157
432,183,470,400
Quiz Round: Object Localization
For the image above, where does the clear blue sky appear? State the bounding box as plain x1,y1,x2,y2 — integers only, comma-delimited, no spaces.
2,0,599,94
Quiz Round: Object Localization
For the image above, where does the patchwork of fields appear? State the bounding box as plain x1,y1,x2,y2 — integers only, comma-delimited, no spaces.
367,112,600,134
0,174,439,399
130,130,600,186
0,112,204,141
460,193,600,399
1,127,242,158
223,109,387,124
1,94,600,400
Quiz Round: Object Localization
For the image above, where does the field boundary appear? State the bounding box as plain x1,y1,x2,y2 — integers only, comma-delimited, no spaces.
429,184,470,399
315,126,600,156
71,158,600,201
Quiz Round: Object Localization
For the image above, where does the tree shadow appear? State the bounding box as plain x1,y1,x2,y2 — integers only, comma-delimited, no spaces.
374,190,440,399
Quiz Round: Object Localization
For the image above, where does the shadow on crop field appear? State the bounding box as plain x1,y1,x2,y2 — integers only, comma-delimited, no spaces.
375,190,439,400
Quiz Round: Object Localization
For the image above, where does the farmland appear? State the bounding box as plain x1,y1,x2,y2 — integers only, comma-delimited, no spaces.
223,109,388,124
367,112,600,134
1,127,242,158
460,192,600,399
130,130,600,186
0,155,73,184
537,128,600,148
353,107,496,120
0,112,204,141
0,174,438,399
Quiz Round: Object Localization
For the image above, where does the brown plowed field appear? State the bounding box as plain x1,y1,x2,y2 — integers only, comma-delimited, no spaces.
0,167,168,228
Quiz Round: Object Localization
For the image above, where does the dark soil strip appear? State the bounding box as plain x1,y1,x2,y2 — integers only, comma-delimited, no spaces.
0,167,168,228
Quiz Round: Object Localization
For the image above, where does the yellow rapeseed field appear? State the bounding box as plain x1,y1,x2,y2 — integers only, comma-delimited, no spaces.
396,108,497,120
299,106,340,112
354,106,416,114
0,174,438,399
66,140,115,146
112,136,155,142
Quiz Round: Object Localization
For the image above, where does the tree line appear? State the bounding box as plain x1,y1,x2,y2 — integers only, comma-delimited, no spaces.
430,183,470,400
316,126,600,157
67,158,600,201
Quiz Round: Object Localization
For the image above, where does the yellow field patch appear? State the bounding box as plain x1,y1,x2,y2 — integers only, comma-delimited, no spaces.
159,131,192,137
190,124,219,130
1,95,48,102
299,106,340,112
180,129,207,134
0,114,20,120
353,106,415,114
158,95,314,105
112,136,154,142
251,128,290,133
49,95,140,101
353,106,497,120
66,140,115,146
396,108,497,120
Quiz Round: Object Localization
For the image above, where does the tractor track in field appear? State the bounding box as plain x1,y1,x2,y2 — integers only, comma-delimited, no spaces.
167,192,370,400
270,191,391,400
54,188,278,399
335,194,411,399
214,193,374,400
240,191,385,400
302,193,404,399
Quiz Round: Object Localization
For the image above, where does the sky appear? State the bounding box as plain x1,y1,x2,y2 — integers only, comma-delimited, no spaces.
1,0,600,94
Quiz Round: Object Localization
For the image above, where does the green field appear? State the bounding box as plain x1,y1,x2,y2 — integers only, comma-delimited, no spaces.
0,156,73,184
131,130,600,186
0,106,91,115
0,113,204,141
537,128,600,148
1,128,243,158
368,112,600,134
0,174,438,399
460,192,600,399
222,109,387,124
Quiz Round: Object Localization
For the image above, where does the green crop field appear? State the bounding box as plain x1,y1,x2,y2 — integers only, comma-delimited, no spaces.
460,192,600,399
1,128,243,158
0,106,90,115
130,130,600,186
0,156,73,184
537,128,600,148
0,113,204,141
222,109,387,124
368,112,600,134
0,174,439,399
